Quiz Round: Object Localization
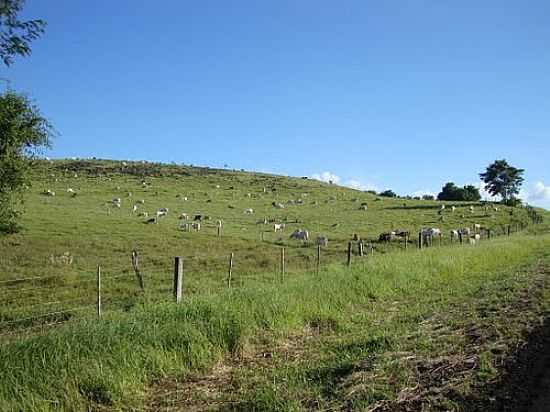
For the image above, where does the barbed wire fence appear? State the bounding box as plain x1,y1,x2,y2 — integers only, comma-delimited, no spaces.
0,220,538,342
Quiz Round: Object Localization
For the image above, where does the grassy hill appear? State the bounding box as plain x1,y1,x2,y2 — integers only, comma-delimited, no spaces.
0,159,543,332
0,159,549,411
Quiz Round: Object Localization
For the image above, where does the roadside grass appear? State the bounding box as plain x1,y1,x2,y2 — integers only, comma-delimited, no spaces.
0,233,549,411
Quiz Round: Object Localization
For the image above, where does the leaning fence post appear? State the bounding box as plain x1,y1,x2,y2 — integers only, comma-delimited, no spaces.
228,253,234,288
97,265,102,317
280,248,285,280
347,241,352,267
132,250,145,292
173,257,183,303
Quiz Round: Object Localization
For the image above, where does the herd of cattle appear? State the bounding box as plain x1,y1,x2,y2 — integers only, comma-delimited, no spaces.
40,179,500,249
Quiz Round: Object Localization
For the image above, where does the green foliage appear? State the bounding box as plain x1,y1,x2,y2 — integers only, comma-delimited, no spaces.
379,189,397,198
437,182,481,201
0,91,53,232
422,194,435,201
0,0,46,66
479,159,525,202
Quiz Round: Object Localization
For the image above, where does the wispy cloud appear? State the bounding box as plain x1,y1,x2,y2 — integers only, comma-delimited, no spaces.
311,171,341,184
521,181,550,208
411,189,436,198
311,171,378,192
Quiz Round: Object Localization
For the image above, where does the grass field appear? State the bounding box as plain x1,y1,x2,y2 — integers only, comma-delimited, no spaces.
0,159,540,333
0,159,548,411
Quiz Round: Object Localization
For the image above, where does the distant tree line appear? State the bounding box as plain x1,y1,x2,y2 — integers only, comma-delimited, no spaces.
437,183,481,202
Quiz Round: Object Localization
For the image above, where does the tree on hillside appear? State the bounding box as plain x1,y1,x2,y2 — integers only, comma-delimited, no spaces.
379,189,397,198
0,0,46,66
0,91,53,233
479,159,524,204
437,182,481,201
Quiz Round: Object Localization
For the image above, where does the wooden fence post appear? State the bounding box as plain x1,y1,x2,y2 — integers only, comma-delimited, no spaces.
131,250,145,292
507,225,511,236
418,232,423,249
488,229,491,240
97,265,102,317
316,245,322,275
281,248,285,279
173,257,183,303
404,234,408,250
228,253,234,288
358,241,364,257
347,242,352,267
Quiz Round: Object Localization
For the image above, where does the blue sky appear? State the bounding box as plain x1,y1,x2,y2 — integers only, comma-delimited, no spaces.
5,1,550,207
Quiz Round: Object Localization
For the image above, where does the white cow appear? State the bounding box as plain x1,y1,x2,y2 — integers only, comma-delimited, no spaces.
178,213,189,220
274,223,285,232
451,206,456,212
244,208,254,214
67,188,75,194
132,205,138,213
473,223,481,233
272,202,285,209
156,208,169,218
469,205,475,213
290,229,309,241
459,227,471,236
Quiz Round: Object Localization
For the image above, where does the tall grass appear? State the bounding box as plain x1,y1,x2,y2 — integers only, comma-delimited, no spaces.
0,234,548,411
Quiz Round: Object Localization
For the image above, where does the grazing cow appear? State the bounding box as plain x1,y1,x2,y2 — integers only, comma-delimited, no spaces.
379,232,395,242
469,205,475,213
274,223,285,232
178,213,189,220
450,229,459,241
132,205,138,213
244,208,254,214
156,208,169,218
316,236,328,247
272,202,285,209
112,197,121,204
216,220,223,227
493,206,499,212
421,228,442,246
474,233,481,241
191,222,201,231
352,233,360,241
440,205,446,210
394,230,410,239
136,199,145,204
145,217,156,224
451,206,456,212
127,192,132,197
67,188,75,194
43,189,56,197
473,223,481,233
138,212,149,217
459,227,471,236
290,229,309,241
359,205,368,211
194,214,202,221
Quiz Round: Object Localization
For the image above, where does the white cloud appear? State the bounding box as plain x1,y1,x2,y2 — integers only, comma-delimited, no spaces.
344,179,379,192
411,189,436,198
311,171,341,184
521,181,550,209
311,172,379,192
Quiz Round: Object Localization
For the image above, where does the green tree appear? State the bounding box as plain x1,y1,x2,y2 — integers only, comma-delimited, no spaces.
437,182,481,201
0,91,53,232
379,189,397,198
461,185,481,201
437,182,461,201
479,159,524,203
0,0,46,66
